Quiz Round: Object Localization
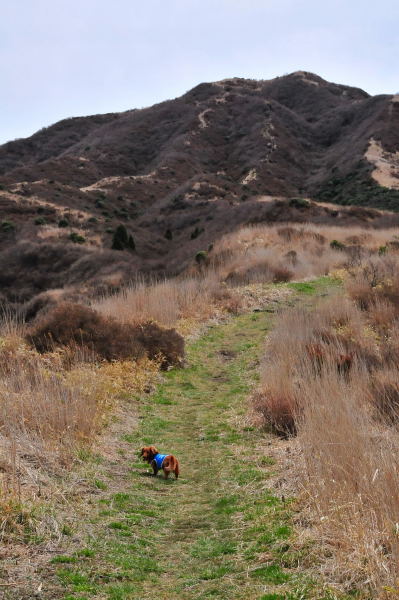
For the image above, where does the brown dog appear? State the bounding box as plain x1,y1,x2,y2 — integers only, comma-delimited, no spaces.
140,446,179,479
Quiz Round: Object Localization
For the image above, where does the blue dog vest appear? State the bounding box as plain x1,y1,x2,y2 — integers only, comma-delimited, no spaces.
154,453,168,469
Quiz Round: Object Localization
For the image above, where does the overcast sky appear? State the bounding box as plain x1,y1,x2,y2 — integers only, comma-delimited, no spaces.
1,0,398,144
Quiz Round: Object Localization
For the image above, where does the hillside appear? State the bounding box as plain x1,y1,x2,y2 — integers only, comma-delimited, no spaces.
1,71,399,307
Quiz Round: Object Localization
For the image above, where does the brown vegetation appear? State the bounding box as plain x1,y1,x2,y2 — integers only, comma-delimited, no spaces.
27,302,184,368
0,72,399,308
252,253,399,594
0,327,160,511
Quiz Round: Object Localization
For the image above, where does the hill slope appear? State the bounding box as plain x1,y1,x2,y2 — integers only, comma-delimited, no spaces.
0,71,399,306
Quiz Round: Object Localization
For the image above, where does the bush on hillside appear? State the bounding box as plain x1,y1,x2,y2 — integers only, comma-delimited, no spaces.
195,250,208,265
112,224,135,251
1,221,15,233
69,232,85,244
27,303,184,368
330,239,345,250
289,197,310,209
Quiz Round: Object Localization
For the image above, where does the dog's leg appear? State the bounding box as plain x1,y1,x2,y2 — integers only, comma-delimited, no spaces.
174,465,179,479
164,469,170,479
151,459,159,477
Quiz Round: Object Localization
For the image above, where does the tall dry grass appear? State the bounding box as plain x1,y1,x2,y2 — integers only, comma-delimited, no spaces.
253,253,399,593
298,360,399,590
211,223,399,285
0,325,160,511
92,272,241,328
93,223,399,330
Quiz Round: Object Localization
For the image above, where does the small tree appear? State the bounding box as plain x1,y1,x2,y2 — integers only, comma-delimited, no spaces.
112,224,135,251
127,235,135,251
195,250,208,265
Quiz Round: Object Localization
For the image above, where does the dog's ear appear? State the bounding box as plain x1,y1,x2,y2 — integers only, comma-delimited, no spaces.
140,447,145,456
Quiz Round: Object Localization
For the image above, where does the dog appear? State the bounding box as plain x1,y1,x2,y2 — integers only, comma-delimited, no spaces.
140,446,179,479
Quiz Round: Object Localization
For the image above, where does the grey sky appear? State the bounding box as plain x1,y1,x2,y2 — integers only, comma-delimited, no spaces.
1,0,398,145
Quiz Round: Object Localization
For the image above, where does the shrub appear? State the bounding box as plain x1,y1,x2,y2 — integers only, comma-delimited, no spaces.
195,251,208,265
58,219,69,228
272,266,293,283
34,217,47,226
370,368,399,424
378,245,388,255
1,221,15,233
289,197,310,208
112,225,135,251
131,321,185,369
191,227,204,240
165,229,173,240
27,303,184,368
330,239,345,250
252,387,297,437
284,250,298,266
277,226,297,241
69,232,85,244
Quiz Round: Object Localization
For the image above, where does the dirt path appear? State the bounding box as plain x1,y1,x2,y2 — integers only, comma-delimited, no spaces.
39,279,342,600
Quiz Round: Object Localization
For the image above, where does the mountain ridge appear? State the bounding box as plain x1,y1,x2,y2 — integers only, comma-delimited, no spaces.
0,71,399,308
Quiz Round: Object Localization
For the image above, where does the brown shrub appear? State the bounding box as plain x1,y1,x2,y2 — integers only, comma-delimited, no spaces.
252,387,297,436
130,321,185,369
27,303,184,368
370,368,399,424
382,323,399,365
272,266,293,283
252,359,298,436
284,249,298,266
367,298,397,335
346,275,376,310
277,226,298,241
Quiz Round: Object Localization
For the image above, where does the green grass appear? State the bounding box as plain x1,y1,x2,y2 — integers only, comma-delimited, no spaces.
55,277,349,600
287,275,342,295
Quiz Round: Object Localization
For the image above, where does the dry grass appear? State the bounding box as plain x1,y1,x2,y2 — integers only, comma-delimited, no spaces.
0,324,160,519
211,223,399,285
253,254,399,594
93,272,243,331
92,223,399,334
93,275,216,326
298,361,399,591
3,220,399,587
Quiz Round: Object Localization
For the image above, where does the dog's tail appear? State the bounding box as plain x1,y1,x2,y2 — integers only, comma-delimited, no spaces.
163,455,179,479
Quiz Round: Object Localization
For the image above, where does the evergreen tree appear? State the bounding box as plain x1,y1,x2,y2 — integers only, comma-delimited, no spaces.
112,224,135,251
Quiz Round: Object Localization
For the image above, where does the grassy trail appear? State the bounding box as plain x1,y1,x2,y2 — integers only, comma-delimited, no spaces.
56,281,340,600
